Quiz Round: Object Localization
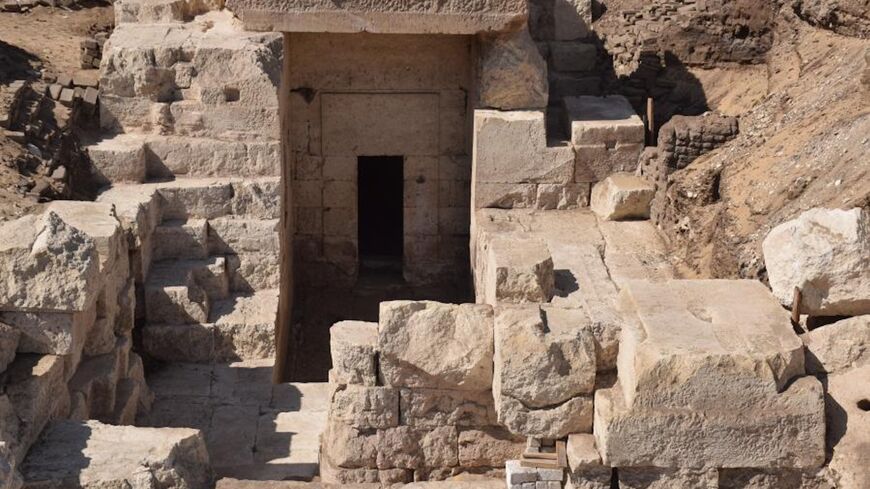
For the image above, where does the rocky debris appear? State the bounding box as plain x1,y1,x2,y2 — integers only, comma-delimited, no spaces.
802,315,870,375
478,28,549,110
378,301,493,392
793,0,870,38
21,420,213,489
763,207,869,317
596,279,825,468
590,173,655,221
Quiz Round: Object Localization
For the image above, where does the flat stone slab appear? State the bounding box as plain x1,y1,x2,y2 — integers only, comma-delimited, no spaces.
21,420,212,489
564,96,645,147
226,0,527,35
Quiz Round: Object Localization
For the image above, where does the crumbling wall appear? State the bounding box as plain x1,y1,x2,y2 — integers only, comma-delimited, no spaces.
0,202,153,471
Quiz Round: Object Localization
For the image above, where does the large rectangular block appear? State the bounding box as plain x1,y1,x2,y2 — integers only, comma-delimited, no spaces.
473,110,574,185
330,385,399,430
87,135,147,186
484,237,555,305
207,218,279,255
330,321,378,386
322,93,439,157
564,96,645,147
399,388,497,428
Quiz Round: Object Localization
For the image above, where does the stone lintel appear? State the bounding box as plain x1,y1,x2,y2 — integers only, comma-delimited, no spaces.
227,0,528,34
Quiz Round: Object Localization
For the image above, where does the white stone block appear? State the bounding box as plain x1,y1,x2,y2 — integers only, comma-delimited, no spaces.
330,321,378,386
802,315,870,375
484,237,555,305
86,135,147,186
590,173,655,221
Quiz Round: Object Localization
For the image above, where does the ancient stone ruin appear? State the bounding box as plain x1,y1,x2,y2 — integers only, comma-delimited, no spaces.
0,0,868,489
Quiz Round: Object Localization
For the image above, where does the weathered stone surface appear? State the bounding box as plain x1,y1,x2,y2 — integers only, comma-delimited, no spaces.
554,0,593,41
378,301,493,391
227,0,527,35
115,0,223,24
5,355,69,462
494,306,596,408
484,237,555,305
375,426,459,471
617,468,718,489
330,386,399,430
594,376,825,469
802,315,870,374
823,365,869,489
0,323,20,373
145,282,209,326
473,110,575,188
497,394,593,439
330,321,378,386
211,291,278,361
87,135,147,186
564,96,644,180
716,468,832,489
20,420,212,489
457,428,523,468
0,442,21,489
478,28,548,110
226,253,280,292
0,212,100,313
399,389,497,428
207,218,279,255
590,173,655,221
763,207,870,316
565,434,610,489
535,183,590,210
616,280,805,410
152,219,209,262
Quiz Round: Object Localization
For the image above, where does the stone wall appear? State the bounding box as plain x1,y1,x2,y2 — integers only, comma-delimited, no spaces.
287,33,474,287
0,202,153,470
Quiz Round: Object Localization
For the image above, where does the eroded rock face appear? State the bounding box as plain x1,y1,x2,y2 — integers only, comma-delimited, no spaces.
763,207,870,317
0,212,100,313
378,301,494,391
478,28,548,110
21,420,213,489
0,442,21,489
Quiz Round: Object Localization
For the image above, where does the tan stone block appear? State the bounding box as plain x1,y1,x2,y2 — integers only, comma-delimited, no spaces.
484,237,555,305
399,388,497,428
323,207,356,237
323,180,357,209
458,427,524,468
474,183,538,209
378,301,493,391
330,320,378,386
590,173,654,221
497,393,593,439
479,28,548,110
565,96,645,146
574,143,644,181
86,135,147,186
323,156,357,181
152,219,209,261
322,93,439,157
330,385,399,430
802,315,870,375
535,183,590,210
207,218,279,255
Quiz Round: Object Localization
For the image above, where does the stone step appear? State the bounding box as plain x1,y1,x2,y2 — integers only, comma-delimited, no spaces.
149,257,230,302
152,219,209,261
144,279,210,326
142,290,278,363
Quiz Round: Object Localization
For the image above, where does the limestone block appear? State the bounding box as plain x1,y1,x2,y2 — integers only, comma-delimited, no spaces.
535,184,590,210
617,280,806,410
474,183,537,209
593,377,825,469
322,93,439,157
574,143,644,182
716,468,831,489
87,135,147,186
0,323,19,373
478,29,548,110
618,468,718,489
0,212,100,312
376,427,424,470
823,365,870,489
152,219,209,261
590,173,655,221
227,253,280,293
330,386,399,430
227,0,527,34
564,96,645,147
20,420,212,489
554,0,593,40
457,428,524,468
230,179,281,219
399,389,497,428
802,315,870,375
67,343,126,421
157,180,234,220
145,137,280,179
330,321,378,387
497,394,593,439
506,460,563,485
494,306,596,408
321,419,377,469
207,218,279,255
566,434,610,489
419,426,459,469
0,397,19,457
378,301,493,391
5,355,69,462
473,110,574,186
142,324,215,363
762,207,870,316
484,237,555,305
211,291,277,361
0,302,95,357
145,283,209,326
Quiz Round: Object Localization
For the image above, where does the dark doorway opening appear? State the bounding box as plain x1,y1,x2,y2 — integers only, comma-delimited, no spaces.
358,156,404,274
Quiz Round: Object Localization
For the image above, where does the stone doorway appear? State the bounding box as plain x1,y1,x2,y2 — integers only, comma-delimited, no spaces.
358,155,404,275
